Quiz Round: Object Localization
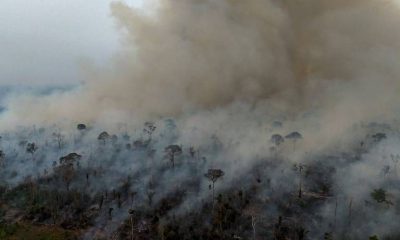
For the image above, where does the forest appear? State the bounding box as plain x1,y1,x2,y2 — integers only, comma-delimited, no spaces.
2,0,400,239
0,119,399,240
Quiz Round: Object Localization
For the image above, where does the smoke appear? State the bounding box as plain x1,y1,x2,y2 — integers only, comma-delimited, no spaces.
2,2,400,239
1,0,399,139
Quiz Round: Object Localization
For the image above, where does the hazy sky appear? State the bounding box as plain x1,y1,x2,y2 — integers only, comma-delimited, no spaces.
0,0,143,86
2,0,400,88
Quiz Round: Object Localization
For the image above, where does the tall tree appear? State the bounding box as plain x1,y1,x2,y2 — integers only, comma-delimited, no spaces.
205,169,224,209
54,153,82,191
26,142,38,160
271,134,285,146
98,131,110,145
285,132,302,150
165,145,182,168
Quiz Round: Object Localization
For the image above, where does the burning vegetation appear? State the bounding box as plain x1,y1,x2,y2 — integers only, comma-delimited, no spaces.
0,119,399,239
1,0,400,239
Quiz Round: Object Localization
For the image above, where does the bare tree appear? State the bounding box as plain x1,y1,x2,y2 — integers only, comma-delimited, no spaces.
189,146,196,158
147,190,155,206
293,163,306,199
143,121,156,140
348,197,353,235
244,204,263,240
334,197,338,235
0,150,5,168
50,190,60,224
109,207,114,220
128,209,135,240
274,216,283,240
26,142,38,160
390,154,399,177
165,145,182,168
204,169,224,209
52,131,65,150
99,194,104,210
271,134,284,146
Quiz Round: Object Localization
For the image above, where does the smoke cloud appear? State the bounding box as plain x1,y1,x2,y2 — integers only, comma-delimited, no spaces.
2,0,400,135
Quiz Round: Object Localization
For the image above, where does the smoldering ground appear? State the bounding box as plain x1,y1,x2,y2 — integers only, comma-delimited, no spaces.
1,0,400,239
1,109,399,239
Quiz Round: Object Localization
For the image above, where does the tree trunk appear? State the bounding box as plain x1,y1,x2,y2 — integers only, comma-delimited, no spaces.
334,198,338,234
130,216,134,240
298,182,302,199
348,198,352,226
212,181,215,210
252,216,256,240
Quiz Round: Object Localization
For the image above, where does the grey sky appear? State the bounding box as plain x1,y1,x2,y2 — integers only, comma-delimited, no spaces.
0,0,142,86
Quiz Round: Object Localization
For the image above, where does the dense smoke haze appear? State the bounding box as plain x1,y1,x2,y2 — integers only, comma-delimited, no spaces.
2,0,400,131
1,1,400,239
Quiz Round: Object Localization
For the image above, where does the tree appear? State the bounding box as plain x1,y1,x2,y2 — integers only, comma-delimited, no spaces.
243,204,263,240
324,232,333,240
75,124,87,144
382,165,390,177
26,142,38,159
54,153,82,190
295,227,308,240
371,188,392,205
143,122,156,140
372,133,386,142
133,139,147,149
347,197,354,233
293,163,306,198
98,131,110,145
99,194,104,210
204,169,224,209
0,150,4,168
77,123,87,131
128,209,135,240
59,152,82,164
285,131,302,150
165,145,182,168
52,131,65,150
390,154,399,176
189,146,196,158
273,216,284,240
271,134,284,146
147,190,155,206
109,207,114,220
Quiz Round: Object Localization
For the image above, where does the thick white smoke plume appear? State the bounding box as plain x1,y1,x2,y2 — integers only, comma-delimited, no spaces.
1,0,400,138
